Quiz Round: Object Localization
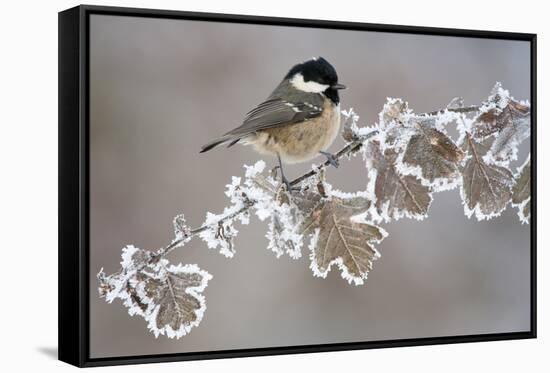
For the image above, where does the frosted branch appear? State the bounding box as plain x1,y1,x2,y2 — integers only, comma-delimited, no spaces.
97,83,531,339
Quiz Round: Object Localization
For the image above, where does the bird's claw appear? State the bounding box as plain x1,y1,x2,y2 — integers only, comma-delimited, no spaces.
281,175,300,193
320,151,339,168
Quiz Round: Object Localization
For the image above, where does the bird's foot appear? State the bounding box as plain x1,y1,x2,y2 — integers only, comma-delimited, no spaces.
272,166,298,193
281,175,298,193
320,151,340,168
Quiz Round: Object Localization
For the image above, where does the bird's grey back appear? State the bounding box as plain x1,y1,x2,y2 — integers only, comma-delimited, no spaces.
200,79,325,153
224,79,325,137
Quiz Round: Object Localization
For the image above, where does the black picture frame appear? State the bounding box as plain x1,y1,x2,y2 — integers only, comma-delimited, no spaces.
58,4,537,367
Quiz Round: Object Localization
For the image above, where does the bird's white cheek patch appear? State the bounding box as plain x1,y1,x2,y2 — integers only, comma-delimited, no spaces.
290,73,329,93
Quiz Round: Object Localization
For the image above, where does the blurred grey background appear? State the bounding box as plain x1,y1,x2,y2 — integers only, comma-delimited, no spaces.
88,14,531,358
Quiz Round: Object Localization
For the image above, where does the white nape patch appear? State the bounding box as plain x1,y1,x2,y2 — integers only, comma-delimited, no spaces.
290,73,329,93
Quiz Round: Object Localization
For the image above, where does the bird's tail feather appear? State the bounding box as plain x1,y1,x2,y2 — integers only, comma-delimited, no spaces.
200,135,238,153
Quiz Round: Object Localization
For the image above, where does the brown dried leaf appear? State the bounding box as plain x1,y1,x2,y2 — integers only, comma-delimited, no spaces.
521,203,530,223
129,247,152,268
300,195,385,285
401,121,464,187
512,158,530,204
173,214,191,241
293,190,323,217
98,245,212,339
447,97,464,109
341,111,359,142
153,270,206,332
512,157,531,224
460,135,514,220
473,99,530,162
366,141,432,221
142,276,163,300
381,98,409,125
127,282,148,312
474,100,530,138
250,174,305,258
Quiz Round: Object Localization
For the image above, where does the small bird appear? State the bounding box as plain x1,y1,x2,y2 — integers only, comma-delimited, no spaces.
200,57,346,191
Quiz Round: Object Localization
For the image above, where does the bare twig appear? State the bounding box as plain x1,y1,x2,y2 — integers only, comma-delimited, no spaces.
152,139,367,260
290,130,378,186
422,105,480,117
159,203,253,258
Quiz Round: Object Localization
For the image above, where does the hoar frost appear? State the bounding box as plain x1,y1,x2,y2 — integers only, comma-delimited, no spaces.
97,82,530,340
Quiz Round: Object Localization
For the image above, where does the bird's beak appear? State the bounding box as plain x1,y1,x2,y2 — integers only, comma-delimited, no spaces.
332,83,346,90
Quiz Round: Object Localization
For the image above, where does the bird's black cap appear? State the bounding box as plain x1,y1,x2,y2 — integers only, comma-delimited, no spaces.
284,57,340,86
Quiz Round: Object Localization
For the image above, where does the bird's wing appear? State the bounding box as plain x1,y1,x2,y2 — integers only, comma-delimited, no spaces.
224,93,324,138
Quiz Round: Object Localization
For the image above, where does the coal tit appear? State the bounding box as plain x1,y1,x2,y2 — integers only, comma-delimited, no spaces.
201,57,346,190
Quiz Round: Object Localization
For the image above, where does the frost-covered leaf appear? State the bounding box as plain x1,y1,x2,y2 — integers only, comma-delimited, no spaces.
512,157,530,204
399,119,464,190
473,83,530,163
97,246,212,339
512,156,531,224
365,141,432,222
460,135,514,220
173,214,191,242
300,194,386,285
97,246,153,306
293,189,323,216
474,95,529,138
379,98,410,127
97,268,115,298
253,174,305,259
122,244,152,270
198,211,240,258
266,212,302,259
214,161,305,259
489,102,530,163
197,169,256,258
447,97,464,109
341,108,360,142
148,264,211,338
341,108,378,145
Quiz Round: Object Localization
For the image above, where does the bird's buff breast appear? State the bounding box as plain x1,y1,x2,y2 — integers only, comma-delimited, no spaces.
250,101,341,164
